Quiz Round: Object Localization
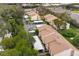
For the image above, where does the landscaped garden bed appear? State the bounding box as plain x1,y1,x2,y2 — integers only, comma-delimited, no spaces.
58,26,79,49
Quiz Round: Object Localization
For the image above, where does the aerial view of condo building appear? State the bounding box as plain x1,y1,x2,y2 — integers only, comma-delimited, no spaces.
0,3,79,56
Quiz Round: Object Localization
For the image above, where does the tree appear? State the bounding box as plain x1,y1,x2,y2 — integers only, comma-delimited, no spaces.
17,29,27,39
0,23,7,37
0,4,38,56
28,34,35,46
72,36,79,47
0,49,21,56
1,37,14,49
54,19,66,30
35,29,39,35
1,5,24,25
15,39,38,56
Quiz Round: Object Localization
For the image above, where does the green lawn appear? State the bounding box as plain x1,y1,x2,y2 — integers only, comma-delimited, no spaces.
72,10,79,13
58,26,79,49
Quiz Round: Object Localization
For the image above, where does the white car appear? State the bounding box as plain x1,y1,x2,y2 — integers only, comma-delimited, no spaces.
33,20,44,24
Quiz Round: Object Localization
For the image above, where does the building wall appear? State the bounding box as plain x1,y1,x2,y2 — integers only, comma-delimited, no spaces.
0,37,2,42
31,15,41,21
54,49,77,56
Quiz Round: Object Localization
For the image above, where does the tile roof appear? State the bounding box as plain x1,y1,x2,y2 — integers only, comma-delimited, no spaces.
26,10,41,21
48,41,67,54
44,14,58,23
37,24,77,55
26,11,37,16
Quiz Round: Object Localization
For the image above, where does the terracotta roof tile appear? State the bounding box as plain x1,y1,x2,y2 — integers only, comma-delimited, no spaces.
26,10,41,21
44,14,58,23
37,24,77,55
48,41,68,54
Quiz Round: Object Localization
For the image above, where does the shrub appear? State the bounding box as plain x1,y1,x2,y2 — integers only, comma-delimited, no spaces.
1,37,15,49
59,29,76,38
35,29,39,35
72,36,79,47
